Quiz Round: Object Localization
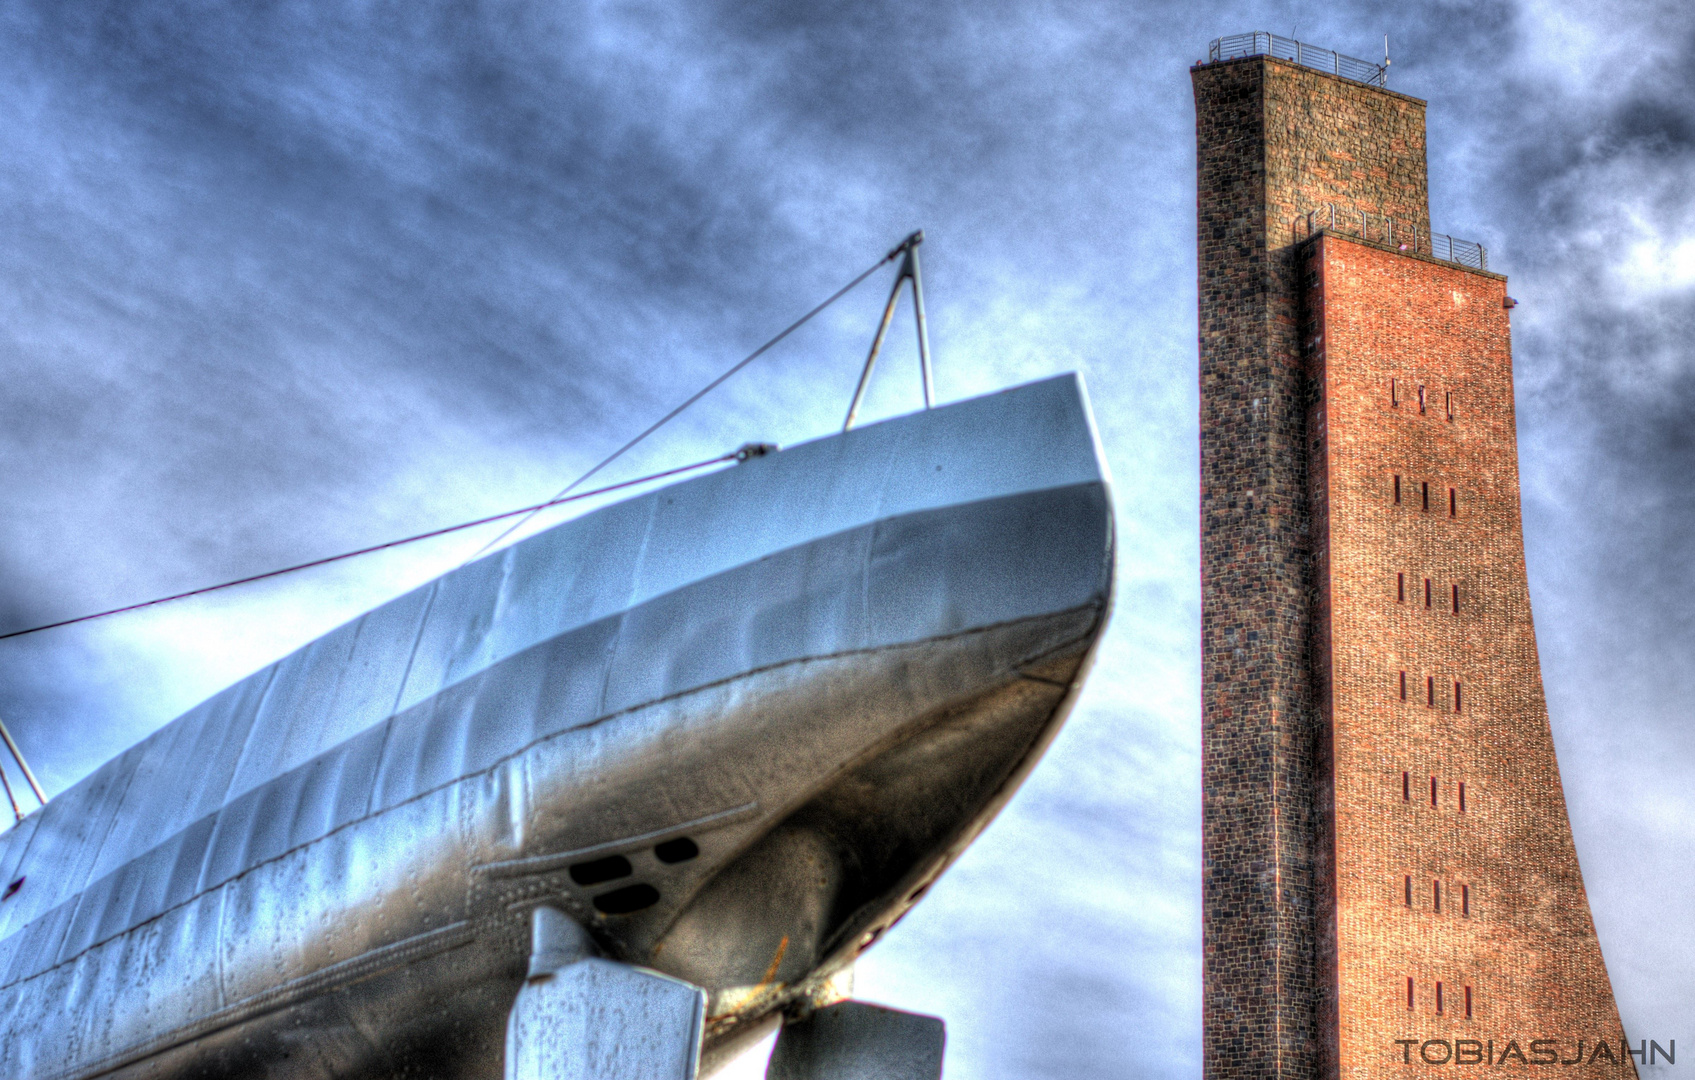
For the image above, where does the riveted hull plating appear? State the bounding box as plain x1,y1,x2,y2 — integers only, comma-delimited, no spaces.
0,375,1114,1079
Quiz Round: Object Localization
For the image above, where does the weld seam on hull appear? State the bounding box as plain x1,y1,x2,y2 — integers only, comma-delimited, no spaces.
487,603,1111,764
2,607,1100,994
51,919,477,1080
474,802,762,880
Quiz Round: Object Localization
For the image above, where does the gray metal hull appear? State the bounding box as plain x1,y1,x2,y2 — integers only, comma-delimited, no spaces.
0,374,1114,1079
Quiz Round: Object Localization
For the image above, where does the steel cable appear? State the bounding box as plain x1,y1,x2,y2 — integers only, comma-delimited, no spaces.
462,237,909,560
0,238,909,644
0,453,736,643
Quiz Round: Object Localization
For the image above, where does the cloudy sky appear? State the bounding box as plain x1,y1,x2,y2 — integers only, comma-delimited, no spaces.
0,1,1690,1076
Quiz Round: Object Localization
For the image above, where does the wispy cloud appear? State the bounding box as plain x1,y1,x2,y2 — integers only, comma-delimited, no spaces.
0,1,1688,1076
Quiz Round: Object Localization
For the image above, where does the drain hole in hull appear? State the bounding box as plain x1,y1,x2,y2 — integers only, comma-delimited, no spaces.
593,884,661,915
569,855,633,886
654,837,699,864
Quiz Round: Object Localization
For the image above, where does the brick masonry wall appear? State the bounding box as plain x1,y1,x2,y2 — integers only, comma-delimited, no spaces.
1195,52,1633,1080
1306,233,1634,1078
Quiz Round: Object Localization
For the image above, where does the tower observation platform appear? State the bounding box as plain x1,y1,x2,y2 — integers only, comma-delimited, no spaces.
1193,36,1635,1080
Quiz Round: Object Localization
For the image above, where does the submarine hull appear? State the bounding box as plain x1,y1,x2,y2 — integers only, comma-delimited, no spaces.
0,374,1114,1079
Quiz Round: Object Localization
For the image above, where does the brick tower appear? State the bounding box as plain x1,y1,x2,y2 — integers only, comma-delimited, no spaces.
1193,35,1636,1080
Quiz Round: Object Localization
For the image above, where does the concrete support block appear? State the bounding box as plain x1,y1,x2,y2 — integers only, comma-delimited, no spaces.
506,906,706,1080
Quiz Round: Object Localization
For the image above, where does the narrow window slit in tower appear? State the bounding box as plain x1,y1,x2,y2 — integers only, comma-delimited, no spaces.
1465,985,1473,1018
1436,982,1444,1014
1422,481,1430,511
1403,771,1411,800
1427,676,1435,708
1434,880,1441,912
1462,884,1471,916
1391,378,1399,407
1446,391,1454,422
1418,385,1427,414
1431,776,1438,807
1458,782,1466,813
1449,487,1457,516
1407,978,1415,1010
1425,578,1432,608
1455,681,1463,712
1399,671,1407,701
1452,583,1460,614
1394,474,1402,504
1405,875,1413,906
1397,573,1405,602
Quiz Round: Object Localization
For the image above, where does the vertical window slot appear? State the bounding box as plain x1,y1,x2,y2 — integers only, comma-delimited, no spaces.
1434,880,1441,912
1446,391,1454,422
1454,681,1462,712
1458,782,1467,813
1462,884,1471,916
1405,875,1413,905
1465,986,1473,1018
1422,482,1430,511
1451,583,1460,615
1393,474,1401,504
1430,776,1438,807
1397,573,1405,602
1403,771,1410,800
1424,578,1432,608
1427,676,1435,708
1418,385,1427,414
1399,671,1407,701
1449,487,1457,516
1391,378,1399,407
1407,978,1415,1010
1436,981,1444,1014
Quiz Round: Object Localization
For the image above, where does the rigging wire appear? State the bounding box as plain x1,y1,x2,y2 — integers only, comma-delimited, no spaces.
0,234,915,646
0,453,738,644
0,234,922,807
462,234,916,561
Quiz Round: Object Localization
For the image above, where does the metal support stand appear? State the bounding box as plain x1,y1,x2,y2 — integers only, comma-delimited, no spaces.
0,715,45,819
0,764,20,823
909,243,933,409
844,231,934,432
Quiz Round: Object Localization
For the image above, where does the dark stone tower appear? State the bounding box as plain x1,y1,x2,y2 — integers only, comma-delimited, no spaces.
1194,34,1634,1080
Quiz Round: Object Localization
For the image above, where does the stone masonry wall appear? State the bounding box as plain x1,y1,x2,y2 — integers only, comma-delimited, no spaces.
1306,232,1635,1078
1195,55,1317,1080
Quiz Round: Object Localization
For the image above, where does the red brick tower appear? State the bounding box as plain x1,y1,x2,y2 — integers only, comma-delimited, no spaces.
1193,35,1636,1080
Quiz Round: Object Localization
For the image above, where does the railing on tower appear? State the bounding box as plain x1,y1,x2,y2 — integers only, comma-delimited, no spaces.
1294,204,1488,271
1208,32,1388,88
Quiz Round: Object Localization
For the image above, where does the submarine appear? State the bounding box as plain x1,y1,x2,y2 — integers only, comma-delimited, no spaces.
0,373,1114,1079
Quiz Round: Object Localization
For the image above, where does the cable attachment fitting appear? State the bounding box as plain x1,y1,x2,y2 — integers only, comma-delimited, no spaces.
886,229,924,261
734,442,779,462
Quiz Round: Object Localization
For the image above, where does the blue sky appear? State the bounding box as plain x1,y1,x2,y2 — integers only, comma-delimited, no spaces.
0,2,1690,1076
